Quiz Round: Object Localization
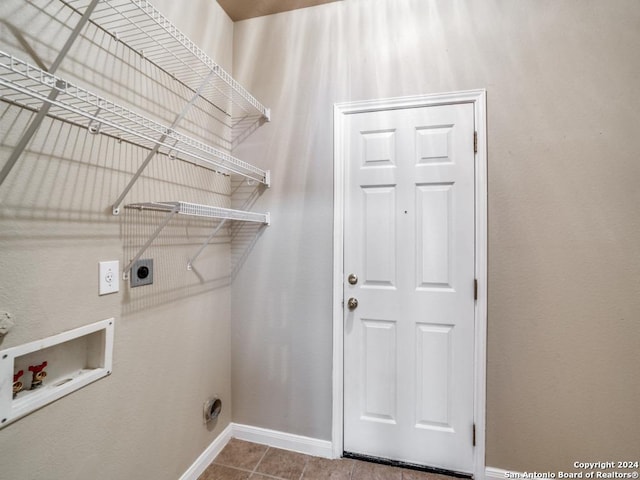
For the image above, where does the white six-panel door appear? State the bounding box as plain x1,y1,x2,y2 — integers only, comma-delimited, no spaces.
342,102,476,473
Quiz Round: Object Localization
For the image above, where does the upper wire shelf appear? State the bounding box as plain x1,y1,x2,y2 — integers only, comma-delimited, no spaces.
0,51,270,185
59,0,270,141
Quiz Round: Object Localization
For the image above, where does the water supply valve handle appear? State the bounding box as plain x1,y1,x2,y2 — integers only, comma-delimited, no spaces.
29,361,48,389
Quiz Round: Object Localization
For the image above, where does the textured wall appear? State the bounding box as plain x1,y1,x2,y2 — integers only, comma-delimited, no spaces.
231,0,640,472
0,1,235,479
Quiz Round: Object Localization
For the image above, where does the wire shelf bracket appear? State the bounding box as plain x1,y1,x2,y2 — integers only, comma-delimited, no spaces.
187,219,228,271
111,67,219,215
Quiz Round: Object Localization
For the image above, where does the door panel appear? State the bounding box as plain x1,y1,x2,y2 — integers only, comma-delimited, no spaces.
361,319,397,422
343,103,475,473
415,322,454,431
416,183,453,289
416,125,453,164
362,186,397,287
362,129,396,166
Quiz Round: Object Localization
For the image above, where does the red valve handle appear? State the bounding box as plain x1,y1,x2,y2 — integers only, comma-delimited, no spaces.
29,361,47,374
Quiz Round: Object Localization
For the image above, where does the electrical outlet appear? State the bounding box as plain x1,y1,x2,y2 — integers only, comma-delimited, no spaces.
99,261,120,295
130,259,153,288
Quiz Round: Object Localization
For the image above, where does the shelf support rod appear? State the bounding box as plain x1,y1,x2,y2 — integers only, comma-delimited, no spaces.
112,69,219,215
187,219,228,271
123,206,179,280
0,82,59,186
112,143,162,216
0,0,100,187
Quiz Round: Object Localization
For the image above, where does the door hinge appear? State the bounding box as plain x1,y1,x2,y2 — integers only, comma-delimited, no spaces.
474,279,478,301
473,131,478,154
472,423,476,447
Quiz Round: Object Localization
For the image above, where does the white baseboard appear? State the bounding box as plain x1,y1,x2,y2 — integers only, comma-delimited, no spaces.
486,467,509,480
487,467,552,480
180,423,333,479
179,423,233,480
181,422,504,480
231,423,334,459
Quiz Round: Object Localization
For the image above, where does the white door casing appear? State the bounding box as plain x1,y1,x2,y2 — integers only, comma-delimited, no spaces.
332,91,487,478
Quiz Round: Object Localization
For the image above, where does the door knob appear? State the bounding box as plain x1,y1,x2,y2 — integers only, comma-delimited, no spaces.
348,273,358,285
347,298,358,310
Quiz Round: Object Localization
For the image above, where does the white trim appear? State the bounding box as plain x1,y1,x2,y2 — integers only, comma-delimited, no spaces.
486,467,511,480
232,423,334,459
473,90,488,480
332,99,346,459
179,423,233,480
332,90,488,478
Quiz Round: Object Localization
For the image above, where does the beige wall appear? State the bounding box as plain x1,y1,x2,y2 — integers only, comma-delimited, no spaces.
231,0,640,472
0,1,235,479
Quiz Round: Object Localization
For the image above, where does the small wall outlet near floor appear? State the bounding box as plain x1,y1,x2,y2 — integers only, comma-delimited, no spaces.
99,261,120,295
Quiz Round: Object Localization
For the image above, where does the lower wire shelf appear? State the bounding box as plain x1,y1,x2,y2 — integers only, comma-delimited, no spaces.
123,201,270,278
125,201,270,224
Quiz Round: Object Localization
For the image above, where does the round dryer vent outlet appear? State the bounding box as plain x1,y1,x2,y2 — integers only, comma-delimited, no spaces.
203,397,222,424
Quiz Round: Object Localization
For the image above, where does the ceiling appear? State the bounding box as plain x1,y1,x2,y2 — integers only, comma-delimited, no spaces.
217,0,341,22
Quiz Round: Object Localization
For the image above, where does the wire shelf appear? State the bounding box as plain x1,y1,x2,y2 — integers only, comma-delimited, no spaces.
0,51,269,185
125,201,270,224
59,0,270,139
123,201,270,273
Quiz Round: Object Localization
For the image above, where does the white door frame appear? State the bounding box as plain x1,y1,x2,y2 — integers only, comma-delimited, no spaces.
332,90,487,479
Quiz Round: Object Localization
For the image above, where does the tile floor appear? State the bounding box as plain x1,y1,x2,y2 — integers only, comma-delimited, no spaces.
199,439,456,480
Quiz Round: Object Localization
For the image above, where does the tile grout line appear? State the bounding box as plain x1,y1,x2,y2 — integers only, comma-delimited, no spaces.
211,461,258,476
210,441,278,480
348,458,356,480
250,471,289,480
250,445,274,479
297,453,311,480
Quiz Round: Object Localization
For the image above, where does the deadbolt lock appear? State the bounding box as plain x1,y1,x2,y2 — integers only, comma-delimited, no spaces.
348,274,358,285
347,298,358,310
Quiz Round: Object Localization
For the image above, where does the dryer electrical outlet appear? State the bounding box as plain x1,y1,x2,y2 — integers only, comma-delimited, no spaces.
99,261,120,295
130,259,153,287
